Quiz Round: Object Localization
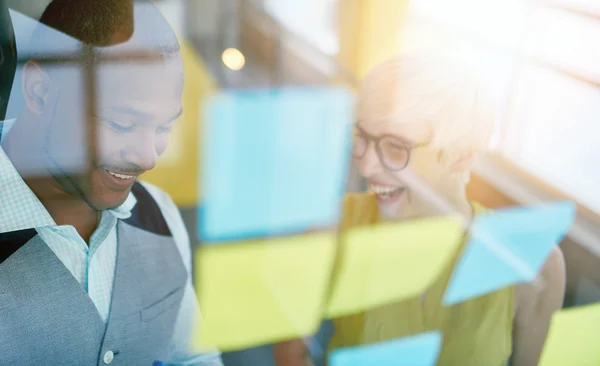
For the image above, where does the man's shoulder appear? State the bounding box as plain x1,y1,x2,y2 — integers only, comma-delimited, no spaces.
125,181,180,236
137,180,190,230
136,181,178,209
136,181,192,268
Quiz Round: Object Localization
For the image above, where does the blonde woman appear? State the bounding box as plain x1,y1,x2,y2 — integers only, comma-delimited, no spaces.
274,54,565,366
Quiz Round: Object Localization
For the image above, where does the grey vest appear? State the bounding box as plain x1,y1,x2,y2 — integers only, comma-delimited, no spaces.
0,183,188,365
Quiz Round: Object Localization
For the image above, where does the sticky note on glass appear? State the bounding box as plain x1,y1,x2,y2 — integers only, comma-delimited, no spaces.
443,201,575,306
199,87,353,242
539,303,600,366
326,217,463,318
194,232,337,351
329,331,442,366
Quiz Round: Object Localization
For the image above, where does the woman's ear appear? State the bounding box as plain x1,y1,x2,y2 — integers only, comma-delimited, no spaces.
22,60,52,115
438,149,475,173
449,151,475,173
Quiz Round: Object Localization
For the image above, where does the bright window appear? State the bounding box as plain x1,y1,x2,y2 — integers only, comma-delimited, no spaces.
401,0,600,213
263,0,340,55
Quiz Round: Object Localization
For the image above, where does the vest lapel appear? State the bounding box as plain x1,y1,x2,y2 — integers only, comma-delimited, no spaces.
99,220,187,365
0,233,105,365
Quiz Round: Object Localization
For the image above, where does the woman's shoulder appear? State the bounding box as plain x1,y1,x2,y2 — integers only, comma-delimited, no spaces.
510,246,565,364
514,246,566,318
469,202,566,315
469,202,566,314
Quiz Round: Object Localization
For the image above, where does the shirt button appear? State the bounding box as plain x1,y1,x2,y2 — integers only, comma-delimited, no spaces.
103,350,114,364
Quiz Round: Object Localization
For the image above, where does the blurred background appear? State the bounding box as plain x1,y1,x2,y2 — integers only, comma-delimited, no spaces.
8,0,600,312
4,0,600,363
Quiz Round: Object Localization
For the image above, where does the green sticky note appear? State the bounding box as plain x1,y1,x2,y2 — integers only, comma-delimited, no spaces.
326,216,463,318
539,303,600,366
193,232,337,351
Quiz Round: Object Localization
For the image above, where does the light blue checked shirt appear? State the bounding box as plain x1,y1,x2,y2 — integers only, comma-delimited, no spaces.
0,141,222,366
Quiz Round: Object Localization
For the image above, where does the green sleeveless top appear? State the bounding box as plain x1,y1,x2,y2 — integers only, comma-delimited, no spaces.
328,193,514,366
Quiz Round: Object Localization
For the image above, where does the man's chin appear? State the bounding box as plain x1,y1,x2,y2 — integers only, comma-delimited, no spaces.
49,168,132,211
104,201,128,211
86,189,132,211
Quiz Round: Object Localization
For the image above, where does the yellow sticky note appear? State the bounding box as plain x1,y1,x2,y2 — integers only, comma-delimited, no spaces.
539,303,600,366
193,232,336,352
326,216,463,318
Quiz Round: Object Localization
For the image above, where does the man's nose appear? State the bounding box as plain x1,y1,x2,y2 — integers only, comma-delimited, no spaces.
121,134,159,171
357,143,384,178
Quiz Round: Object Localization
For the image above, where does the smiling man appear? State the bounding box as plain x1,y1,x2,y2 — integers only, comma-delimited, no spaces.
0,1,222,365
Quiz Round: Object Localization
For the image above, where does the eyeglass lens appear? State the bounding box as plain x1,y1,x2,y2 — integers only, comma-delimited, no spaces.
352,133,411,171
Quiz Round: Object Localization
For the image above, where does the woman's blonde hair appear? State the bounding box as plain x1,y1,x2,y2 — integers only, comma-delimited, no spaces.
356,53,499,156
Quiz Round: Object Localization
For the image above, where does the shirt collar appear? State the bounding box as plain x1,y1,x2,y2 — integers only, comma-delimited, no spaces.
107,191,137,220
0,142,137,232
0,144,55,232
0,118,16,144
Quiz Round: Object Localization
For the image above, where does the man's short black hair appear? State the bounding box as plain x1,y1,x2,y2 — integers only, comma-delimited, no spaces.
29,0,180,69
40,0,134,47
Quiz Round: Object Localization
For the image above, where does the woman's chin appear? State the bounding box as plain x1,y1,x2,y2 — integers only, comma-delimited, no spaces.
376,190,410,221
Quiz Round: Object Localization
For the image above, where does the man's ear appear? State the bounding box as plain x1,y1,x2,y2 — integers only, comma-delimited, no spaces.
21,60,52,115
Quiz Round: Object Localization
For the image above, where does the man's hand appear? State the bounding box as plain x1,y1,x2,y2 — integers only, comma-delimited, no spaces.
273,339,314,366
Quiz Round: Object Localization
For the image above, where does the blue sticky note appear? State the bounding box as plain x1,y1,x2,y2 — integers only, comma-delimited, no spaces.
328,331,442,366
443,201,576,306
199,88,353,242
